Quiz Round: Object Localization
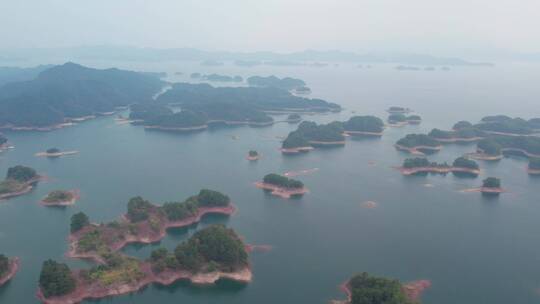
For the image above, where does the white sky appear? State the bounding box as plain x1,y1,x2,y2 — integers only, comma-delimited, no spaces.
1,0,539,55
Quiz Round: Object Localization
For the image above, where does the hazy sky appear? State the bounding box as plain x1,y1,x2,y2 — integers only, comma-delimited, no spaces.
1,0,539,55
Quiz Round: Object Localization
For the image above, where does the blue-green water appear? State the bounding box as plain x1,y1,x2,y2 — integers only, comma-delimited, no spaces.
1,62,540,303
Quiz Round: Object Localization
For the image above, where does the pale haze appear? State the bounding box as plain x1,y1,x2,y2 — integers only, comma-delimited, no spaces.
2,0,540,56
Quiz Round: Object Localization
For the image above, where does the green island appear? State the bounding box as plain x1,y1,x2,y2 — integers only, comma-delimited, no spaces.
386,106,412,114
333,272,430,304
395,134,442,155
38,225,250,304
528,158,540,174
387,114,421,126
247,150,260,161
481,177,503,195
0,63,163,130
41,190,79,206
453,121,473,130
399,157,480,176
468,136,540,160
343,115,385,136
474,115,540,136
35,147,79,158
202,74,243,82
0,165,40,200
255,173,307,198
428,128,485,143
247,75,306,90
281,121,345,153
68,189,235,263
0,254,20,286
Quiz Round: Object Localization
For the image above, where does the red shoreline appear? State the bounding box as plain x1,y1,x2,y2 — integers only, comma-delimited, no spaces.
397,166,480,176
434,136,484,143
40,190,80,207
280,146,314,154
334,279,431,304
394,144,442,155
0,257,20,286
254,182,308,198
0,176,43,201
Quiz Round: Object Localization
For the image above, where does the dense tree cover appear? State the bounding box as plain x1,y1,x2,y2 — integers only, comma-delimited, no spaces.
388,114,407,123
46,148,61,154
6,165,37,182
348,272,414,304
344,116,384,133
249,150,259,157
81,253,144,286
282,130,311,149
490,135,540,155
453,121,473,130
429,128,484,139
483,177,501,188
43,190,72,203
39,260,76,298
263,173,304,189
0,133,7,145
202,74,243,82
282,121,345,148
0,254,9,276
128,103,173,121
173,225,248,272
156,83,340,113
387,106,409,113
294,86,311,94
247,75,305,90
475,116,535,135
480,115,512,123
529,158,540,170
0,63,163,127
160,189,231,221
70,212,90,233
528,118,540,129
453,157,479,170
127,196,153,222
477,138,502,155
396,134,439,148
407,115,422,121
197,189,231,207
402,158,449,169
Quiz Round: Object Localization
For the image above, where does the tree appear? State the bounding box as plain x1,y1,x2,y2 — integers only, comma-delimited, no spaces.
6,165,37,182
46,148,61,154
453,121,473,130
483,177,501,188
477,139,502,155
70,212,90,233
127,196,152,222
197,189,230,207
452,157,479,170
0,254,9,276
349,272,413,304
263,173,303,189
39,260,76,298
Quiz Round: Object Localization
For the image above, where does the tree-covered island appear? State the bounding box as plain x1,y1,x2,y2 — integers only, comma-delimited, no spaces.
286,113,302,123
428,128,485,143
474,115,540,136
201,74,243,82
333,272,430,304
343,116,385,136
255,173,308,198
0,165,41,200
0,254,20,286
38,225,251,304
481,177,503,195
35,147,79,158
281,121,345,153
395,134,442,155
399,157,480,176
386,106,412,114
247,75,306,91
528,158,540,175
246,150,260,161
68,189,235,263
0,133,8,149
41,190,80,206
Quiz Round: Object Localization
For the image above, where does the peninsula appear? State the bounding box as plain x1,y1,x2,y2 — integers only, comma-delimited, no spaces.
333,272,430,304
38,225,251,304
398,157,480,176
0,254,19,286
395,134,442,155
0,165,41,200
35,148,79,158
67,189,235,263
255,173,308,198
41,190,80,207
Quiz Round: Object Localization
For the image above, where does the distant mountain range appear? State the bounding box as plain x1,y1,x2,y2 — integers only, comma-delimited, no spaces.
0,46,493,66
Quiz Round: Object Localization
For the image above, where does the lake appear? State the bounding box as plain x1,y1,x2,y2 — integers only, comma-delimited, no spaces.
1,61,540,303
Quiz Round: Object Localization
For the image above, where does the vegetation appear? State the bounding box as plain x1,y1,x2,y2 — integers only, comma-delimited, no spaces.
529,158,540,170
475,116,535,135
71,212,90,233
387,106,409,113
483,177,501,188
407,115,421,121
0,254,9,277
489,135,540,156
6,165,37,182
282,121,345,148
248,150,259,157
145,110,208,128
396,134,439,148
39,260,76,298
287,113,301,121
128,103,173,122
263,173,304,189
388,114,407,123
82,254,144,286
348,272,414,304
247,75,305,90
0,63,163,127
43,190,73,203
343,116,384,133
202,74,243,82
0,133,7,145
402,158,449,169
127,196,153,222
46,148,61,154
452,157,479,170
477,138,502,155
453,121,473,130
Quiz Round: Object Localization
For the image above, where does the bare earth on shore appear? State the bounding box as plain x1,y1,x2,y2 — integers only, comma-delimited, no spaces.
254,182,309,199
280,146,314,154
40,190,80,207
460,187,506,194
332,279,431,304
35,151,79,158
394,144,442,155
283,168,319,177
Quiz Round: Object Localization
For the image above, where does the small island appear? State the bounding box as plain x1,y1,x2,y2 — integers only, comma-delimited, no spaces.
429,127,485,143
255,173,308,198
35,148,79,158
41,190,80,207
281,121,345,153
343,116,385,136
395,134,442,155
0,254,20,286
333,272,430,304
386,106,412,114
246,150,260,161
480,177,503,195
398,157,480,176
0,165,41,200
68,189,235,263
286,113,302,123
528,158,540,175
475,115,540,136
38,225,251,304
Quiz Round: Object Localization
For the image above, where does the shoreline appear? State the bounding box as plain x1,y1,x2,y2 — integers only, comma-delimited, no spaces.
144,124,209,132
528,168,540,175
0,176,42,201
333,279,430,304
308,140,346,146
246,155,260,161
343,130,384,137
501,148,540,158
37,265,251,304
35,151,79,158
461,187,505,194
394,144,442,155
398,166,480,176
41,190,80,207
434,136,484,143
254,182,308,199
67,205,236,263
280,146,314,154
465,152,503,161
0,257,20,286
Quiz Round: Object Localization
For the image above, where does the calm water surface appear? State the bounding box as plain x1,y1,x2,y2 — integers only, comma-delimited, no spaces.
1,62,540,303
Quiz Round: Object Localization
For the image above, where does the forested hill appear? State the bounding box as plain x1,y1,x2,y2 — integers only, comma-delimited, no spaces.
0,62,164,128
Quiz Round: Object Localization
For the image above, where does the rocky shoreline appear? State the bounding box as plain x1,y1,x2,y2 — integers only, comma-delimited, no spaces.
332,279,431,304
343,130,384,137
433,136,484,143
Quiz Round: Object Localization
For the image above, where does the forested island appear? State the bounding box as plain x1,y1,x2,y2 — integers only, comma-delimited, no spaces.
0,165,41,200
281,121,345,153
68,189,235,263
387,114,422,126
467,136,540,160
0,133,9,151
480,177,503,195
255,173,308,198
247,75,306,91
386,106,412,114
35,148,79,158
395,134,442,155
38,225,251,304
399,157,480,176
333,272,430,304
0,63,164,130
429,128,485,143
246,150,260,161
0,254,19,286
528,158,540,175
41,190,79,207
474,115,540,136
343,116,385,136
